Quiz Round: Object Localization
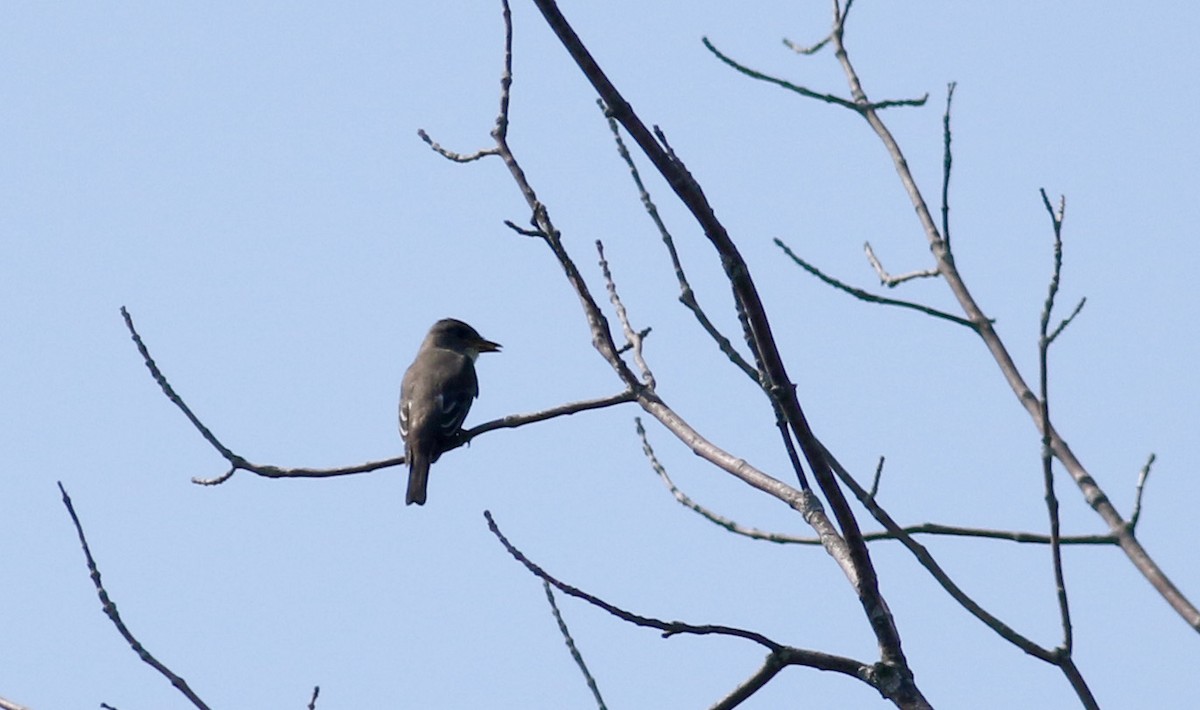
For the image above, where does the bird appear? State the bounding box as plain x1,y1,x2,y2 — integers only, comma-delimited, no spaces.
399,318,501,505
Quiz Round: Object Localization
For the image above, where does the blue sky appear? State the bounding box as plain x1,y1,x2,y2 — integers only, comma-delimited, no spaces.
3,2,1198,708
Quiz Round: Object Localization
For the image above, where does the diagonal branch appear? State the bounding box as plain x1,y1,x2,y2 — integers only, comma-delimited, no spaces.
527,3,916,691
58,482,212,710
543,582,608,710
710,654,785,710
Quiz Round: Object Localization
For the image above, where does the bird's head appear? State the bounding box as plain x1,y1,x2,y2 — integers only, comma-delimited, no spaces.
426,318,502,360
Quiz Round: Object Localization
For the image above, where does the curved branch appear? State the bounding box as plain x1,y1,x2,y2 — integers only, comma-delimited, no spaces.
123,304,634,485
485,511,870,681
774,239,978,329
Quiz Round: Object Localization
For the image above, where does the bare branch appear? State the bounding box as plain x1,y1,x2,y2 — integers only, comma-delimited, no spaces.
709,653,785,710
487,512,781,649
58,482,212,710
307,686,320,710
0,697,31,710
643,421,1116,547
823,440,1096,707
615,327,652,355
868,456,885,500
415,128,498,163
817,446,1057,661
1130,453,1157,530
528,2,918,688
774,239,979,330
1037,187,1075,654
543,582,608,710
599,102,758,382
863,242,939,288
702,38,927,112
817,2,1199,629
124,303,633,484
1047,297,1086,345
503,219,546,238
782,35,831,56
941,82,956,254
484,511,871,682
596,240,655,388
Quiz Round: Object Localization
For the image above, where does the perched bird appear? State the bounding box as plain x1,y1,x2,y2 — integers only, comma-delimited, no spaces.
399,318,501,505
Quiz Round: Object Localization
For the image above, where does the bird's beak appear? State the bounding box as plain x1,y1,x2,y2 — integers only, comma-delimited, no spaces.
475,337,502,354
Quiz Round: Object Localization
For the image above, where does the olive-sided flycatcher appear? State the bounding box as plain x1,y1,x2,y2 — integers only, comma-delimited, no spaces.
399,318,501,505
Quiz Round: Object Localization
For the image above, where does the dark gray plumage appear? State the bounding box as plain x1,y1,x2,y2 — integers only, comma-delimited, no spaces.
399,319,501,505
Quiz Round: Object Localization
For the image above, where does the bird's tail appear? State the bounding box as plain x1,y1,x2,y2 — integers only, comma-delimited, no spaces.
406,453,430,506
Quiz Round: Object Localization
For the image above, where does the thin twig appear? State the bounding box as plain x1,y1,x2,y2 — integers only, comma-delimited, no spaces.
596,240,655,388
58,482,212,710
863,242,940,287
416,129,498,163
615,327,652,355
1038,187,1074,654
782,35,831,55
774,239,979,330
1130,453,1156,530
307,686,320,710
941,82,956,254
599,102,758,382
702,37,927,112
503,219,546,238
543,582,608,710
868,456,885,499
1047,297,1086,345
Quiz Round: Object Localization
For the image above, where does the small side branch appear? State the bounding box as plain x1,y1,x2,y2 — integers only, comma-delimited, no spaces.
596,240,655,388
774,240,979,330
416,129,498,163
543,582,608,710
702,38,927,113
863,242,939,288
307,686,320,710
941,82,957,254
1130,453,1156,530
58,483,212,710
